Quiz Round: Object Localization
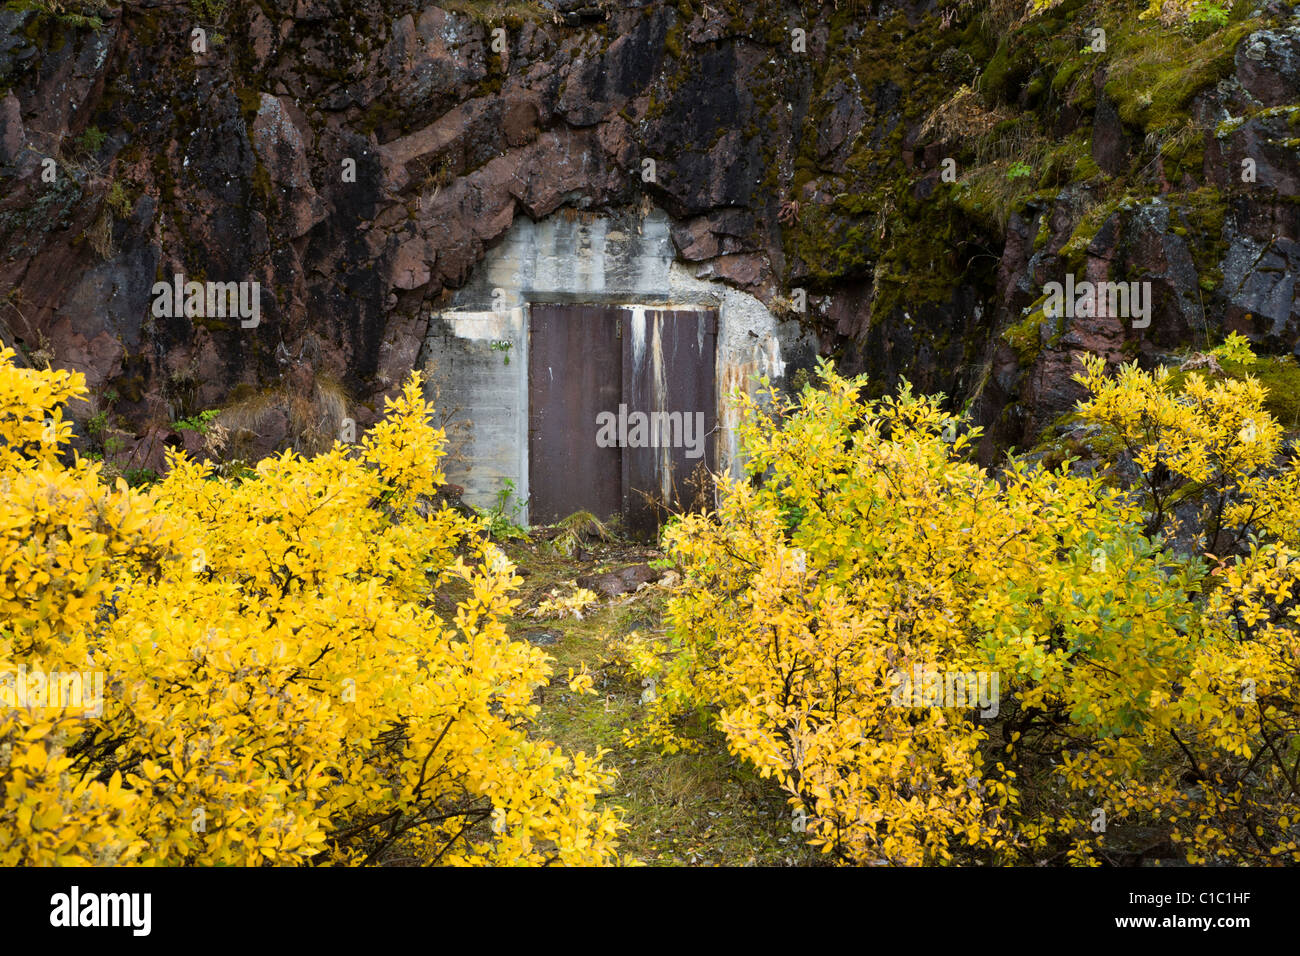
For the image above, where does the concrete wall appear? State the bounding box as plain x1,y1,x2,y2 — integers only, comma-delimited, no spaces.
417,207,816,524
422,307,528,514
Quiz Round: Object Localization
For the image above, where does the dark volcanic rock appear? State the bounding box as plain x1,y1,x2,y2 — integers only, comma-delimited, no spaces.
577,564,661,598
519,629,561,646
1236,26,1300,106
1,1,1299,463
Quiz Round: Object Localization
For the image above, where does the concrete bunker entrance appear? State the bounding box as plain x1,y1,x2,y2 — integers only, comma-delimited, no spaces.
527,302,718,538
416,207,810,537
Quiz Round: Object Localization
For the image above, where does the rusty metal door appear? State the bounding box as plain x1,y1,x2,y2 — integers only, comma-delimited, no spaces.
622,308,718,537
528,304,623,524
527,304,717,536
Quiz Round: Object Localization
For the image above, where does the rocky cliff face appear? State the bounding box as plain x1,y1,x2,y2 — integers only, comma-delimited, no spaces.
1,0,1298,468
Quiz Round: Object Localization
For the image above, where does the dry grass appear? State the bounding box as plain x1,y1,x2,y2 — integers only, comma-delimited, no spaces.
919,85,1011,147
977,0,1038,37
218,373,351,459
972,120,1048,170
548,510,611,557
919,87,1052,231
85,206,115,260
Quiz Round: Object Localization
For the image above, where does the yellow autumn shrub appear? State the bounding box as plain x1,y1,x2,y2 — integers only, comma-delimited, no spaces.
1073,353,1282,551
1069,352,1300,860
0,345,620,866
627,353,1300,865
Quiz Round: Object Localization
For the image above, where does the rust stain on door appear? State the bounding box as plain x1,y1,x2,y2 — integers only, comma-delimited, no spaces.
527,304,717,537
622,307,717,537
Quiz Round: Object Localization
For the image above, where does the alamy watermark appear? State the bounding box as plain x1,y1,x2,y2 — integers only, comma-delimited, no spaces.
595,404,707,459
151,272,261,328
889,664,1000,718
1043,274,1152,329
0,665,105,718
50,886,150,936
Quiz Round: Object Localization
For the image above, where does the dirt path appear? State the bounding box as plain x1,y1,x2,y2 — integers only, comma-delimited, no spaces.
499,535,824,866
